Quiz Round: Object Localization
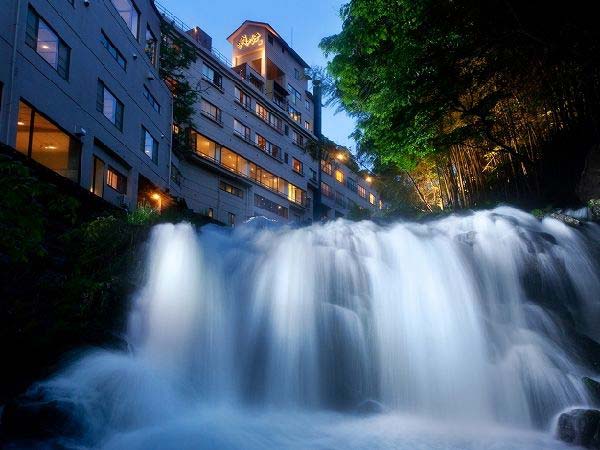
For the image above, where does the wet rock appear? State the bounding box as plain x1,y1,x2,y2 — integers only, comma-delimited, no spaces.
584,377,600,406
1,388,85,441
456,231,477,246
556,408,600,449
354,399,386,415
589,199,600,221
548,212,582,227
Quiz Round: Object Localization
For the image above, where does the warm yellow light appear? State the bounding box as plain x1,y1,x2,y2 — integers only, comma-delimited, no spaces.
17,121,25,126
336,153,345,161
366,176,373,183
151,193,161,201
237,32,263,49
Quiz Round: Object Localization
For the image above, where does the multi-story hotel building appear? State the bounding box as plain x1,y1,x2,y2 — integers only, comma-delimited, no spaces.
160,10,381,224
0,0,172,209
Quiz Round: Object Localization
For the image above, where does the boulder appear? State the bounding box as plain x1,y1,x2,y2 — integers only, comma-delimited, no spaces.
589,199,600,221
556,408,600,449
548,212,582,227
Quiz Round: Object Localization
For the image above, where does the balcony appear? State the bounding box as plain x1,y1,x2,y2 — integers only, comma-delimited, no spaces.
233,63,265,93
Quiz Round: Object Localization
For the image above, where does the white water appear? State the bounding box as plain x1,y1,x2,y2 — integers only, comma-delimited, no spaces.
29,207,600,449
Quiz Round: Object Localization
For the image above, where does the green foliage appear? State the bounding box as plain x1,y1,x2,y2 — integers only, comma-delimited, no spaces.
321,0,600,207
160,21,199,128
347,203,372,221
126,203,160,226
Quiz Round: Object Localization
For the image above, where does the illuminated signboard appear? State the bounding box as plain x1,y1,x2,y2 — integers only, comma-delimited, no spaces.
237,32,263,49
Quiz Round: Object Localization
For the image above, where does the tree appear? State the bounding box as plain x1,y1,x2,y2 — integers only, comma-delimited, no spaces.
321,0,600,208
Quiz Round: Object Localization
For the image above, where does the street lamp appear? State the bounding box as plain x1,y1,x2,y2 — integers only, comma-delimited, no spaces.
151,192,162,212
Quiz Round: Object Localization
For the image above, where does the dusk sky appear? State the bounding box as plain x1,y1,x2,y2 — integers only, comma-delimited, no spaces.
157,0,357,150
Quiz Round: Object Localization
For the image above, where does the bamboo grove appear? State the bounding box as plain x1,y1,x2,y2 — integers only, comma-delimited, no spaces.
321,0,600,212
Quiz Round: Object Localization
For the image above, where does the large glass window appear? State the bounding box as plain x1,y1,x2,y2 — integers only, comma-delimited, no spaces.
192,130,217,160
144,26,157,65
202,64,222,88
233,119,251,141
255,194,288,218
369,193,376,205
235,87,251,109
111,0,139,38
358,184,367,199
288,105,301,123
219,180,243,198
255,103,268,121
16,101,80,182
97,81,124,130
335,169,345,183
26,7,70,79
287,83,301,106
220,147,238,172
142,128,158,163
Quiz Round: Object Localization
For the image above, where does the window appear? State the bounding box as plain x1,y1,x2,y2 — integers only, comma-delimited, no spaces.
255,194,288,219
111,0,139,38
26,7,70,79
305,99,311,111
336,191,346,208
335,169,344,183
171,163,182,186
288,183,305,205
92,156,105,196
287,83,301,106
101,31,126,70
268,112,283,132
145,26,157,65
16,101,81,182
310,168,317,181
346,177,358,193
228,212,235,227
291,129,304,147
369,193,376,205
292,158,303,175
233,119,251,141
207,208,214,219
358,184,367,199
202,64,222,88
235,87,251,109
106,166,127,194
255,134,281,160
267,34,274,45
288,105,301,123
220,180,243,198
192,130,218,160
141,128,158,163
201,99,222,123
255,103,268,121
304,121,311,132
321,160,333,175
321,181,333,198
143,86,160,112
294,68,300,80
97,81,123,130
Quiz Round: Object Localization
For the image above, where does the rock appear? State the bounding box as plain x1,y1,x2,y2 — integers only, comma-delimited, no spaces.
456,231,477,246
1,388,85,441
354,399,386,415
589,199,600,221
584,377,600,406
556,408,600,449
548,212,582,227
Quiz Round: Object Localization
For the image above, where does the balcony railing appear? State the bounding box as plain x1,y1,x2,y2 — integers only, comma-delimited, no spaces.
233,63,265,93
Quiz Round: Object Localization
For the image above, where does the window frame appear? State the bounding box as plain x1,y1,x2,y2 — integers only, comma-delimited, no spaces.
97,80,124,131
101,31,127,70
110,0,140,39
141,127,159,164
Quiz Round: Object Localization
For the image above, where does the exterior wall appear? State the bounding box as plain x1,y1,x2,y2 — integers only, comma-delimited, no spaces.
0,0,172,209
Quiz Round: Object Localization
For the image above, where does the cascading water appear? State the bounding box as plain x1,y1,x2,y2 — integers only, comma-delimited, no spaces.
11,207,600,449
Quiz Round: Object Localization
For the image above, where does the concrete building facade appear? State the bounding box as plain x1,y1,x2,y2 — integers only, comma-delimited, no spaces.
0,0,173,209
162,14,381,224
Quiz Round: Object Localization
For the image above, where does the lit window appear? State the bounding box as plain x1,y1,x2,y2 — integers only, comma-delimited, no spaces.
304,120,311,132
335,170,344,183
101,31,126,70
321,160,333,175
255,134,281,159
219,180,243,198
26,7,70,79
141,128,158,163
288,105,301,123
358,184,367,199
233,119,251,141
110,0,139,38
321,181,333,198
192,130,218,160
144,26,157,65
207,208,214,218
292,158,303,175
255,103,268,121
201,99,221,123
106,166,127,194
305,99,311,111
369,193,376,205
97,80,124,130
16,101,81,182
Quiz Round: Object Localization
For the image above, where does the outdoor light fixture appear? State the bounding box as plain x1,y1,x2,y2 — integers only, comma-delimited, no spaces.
151,193,161,201
366,176,373,183
336,153,345,161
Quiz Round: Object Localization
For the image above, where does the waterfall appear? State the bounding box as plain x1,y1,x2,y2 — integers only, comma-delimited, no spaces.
19,207,600,449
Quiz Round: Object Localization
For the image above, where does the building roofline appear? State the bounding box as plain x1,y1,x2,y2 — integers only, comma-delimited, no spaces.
227,20,310,69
